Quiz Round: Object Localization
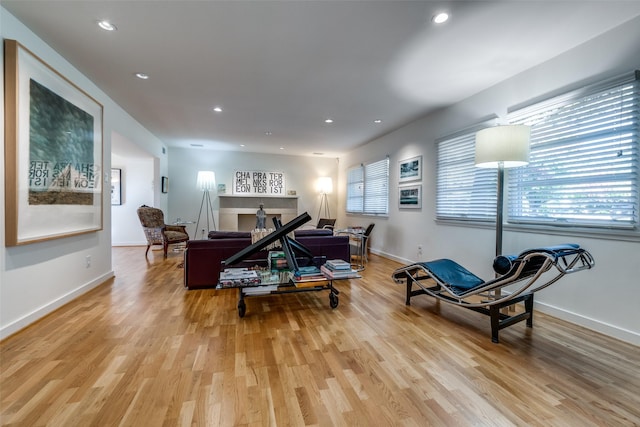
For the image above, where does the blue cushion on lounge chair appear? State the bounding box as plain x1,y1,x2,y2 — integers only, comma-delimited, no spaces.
422,259,484,294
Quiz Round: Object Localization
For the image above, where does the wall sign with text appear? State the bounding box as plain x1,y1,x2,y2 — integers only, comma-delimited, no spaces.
233,170,286,195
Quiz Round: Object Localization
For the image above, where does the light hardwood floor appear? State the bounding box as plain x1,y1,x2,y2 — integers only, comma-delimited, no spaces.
1,247,639,426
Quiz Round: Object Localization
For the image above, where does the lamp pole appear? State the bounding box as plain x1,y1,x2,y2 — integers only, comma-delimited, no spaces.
317,192,330,219
195,189,216,239
495,162,504,257
195,171,217,239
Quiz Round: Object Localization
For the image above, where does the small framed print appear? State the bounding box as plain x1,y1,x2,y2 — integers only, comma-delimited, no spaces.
161,176,169,193
111,169,122,205
399,185,421,209
399,155,422,183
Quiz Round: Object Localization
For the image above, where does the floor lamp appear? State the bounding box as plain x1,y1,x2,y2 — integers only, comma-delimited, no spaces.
475,125,530,257
195,171,217,239
316,177,333,220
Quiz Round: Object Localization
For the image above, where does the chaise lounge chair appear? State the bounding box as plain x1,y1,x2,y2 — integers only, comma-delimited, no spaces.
391,244,595,343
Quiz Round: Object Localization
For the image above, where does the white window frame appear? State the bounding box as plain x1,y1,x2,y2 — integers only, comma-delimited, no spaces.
507,71,639,232
436,124,498,222
346,157,389,216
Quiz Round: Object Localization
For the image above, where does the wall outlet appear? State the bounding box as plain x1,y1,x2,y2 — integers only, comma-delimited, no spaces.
85,255,91,268
417,244,423,257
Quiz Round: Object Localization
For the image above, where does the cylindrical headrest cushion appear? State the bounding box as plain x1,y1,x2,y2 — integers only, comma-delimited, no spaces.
493,255,517,275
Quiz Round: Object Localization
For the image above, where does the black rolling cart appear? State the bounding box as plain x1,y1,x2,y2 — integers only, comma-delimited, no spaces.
218,212,340,317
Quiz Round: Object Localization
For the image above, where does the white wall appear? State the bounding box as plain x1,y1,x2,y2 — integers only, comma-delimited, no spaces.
167,148,339,236
111,152,154,246
0,8,166,339
337,16,640,345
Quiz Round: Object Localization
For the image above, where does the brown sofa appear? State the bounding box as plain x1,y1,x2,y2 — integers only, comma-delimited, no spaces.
183,230,350,289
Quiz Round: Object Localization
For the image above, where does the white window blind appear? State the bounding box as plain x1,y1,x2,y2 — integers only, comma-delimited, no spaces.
346,166,364,213
436,131,497,221
346,158,389,215
508,71,639,229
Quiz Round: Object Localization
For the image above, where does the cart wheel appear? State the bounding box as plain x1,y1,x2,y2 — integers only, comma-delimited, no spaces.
329,292,339,309
238,300,246,318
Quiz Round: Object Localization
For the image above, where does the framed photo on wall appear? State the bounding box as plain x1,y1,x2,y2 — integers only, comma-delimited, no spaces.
4,39,104,246
399,184,422,209
398,155,422,183
161,176,169,193
111,169,122,205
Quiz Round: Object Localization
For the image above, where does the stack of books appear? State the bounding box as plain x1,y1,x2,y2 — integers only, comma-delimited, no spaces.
320,259,359,279
268,251,288,271
242,284,278,295
219,268,261,288
292,266,327,285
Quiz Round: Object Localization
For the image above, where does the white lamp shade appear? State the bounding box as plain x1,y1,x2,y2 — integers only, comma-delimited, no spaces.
316,177,333,194
475,125,531,169
196,171,216,191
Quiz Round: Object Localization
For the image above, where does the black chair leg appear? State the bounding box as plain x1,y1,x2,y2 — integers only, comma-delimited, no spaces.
490,305,500,343
525,294,534,328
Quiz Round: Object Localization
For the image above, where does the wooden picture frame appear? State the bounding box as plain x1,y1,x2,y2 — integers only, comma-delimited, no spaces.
4,39,104,246
398,155,422,183
399,184,422,209
161,176,169,193
111,169,122,205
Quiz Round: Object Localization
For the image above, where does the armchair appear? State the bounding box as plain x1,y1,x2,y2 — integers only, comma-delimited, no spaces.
316,218,336,230
136,205,189,258
301,218,336,231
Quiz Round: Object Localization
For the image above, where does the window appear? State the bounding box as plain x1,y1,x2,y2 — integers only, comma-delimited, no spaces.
508,72,639,229
436,129,497,221
346,157,389,215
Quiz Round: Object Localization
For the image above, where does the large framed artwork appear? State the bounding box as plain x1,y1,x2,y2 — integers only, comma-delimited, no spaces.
4,39,104,246
398,155,422,183
398,185,422,209
233,170,285,195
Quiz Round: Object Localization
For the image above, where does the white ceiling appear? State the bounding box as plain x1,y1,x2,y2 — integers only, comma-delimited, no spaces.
4,1,640,157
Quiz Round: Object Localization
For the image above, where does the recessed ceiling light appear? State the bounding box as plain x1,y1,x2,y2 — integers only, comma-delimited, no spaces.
265,131,272,136
135,73,149,80
325,119,334,124
432,12,449,24
279,147,285,150
374,119,382,124
213,106,222,113
97,20,117,31
240,144,245,147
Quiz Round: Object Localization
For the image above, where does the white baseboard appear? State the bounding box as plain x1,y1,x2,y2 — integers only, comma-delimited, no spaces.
534,301,640,347
112,241,146,246
0,271,115,341
370,248,414,265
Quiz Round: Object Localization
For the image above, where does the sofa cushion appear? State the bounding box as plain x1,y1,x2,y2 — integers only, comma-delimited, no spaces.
295,229,333,237
208,231,252,239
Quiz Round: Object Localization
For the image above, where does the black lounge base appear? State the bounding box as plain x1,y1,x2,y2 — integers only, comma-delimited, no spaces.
407,285,534,343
